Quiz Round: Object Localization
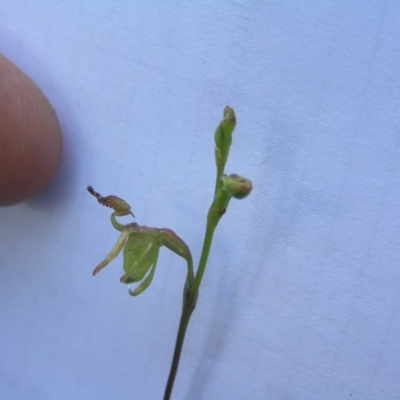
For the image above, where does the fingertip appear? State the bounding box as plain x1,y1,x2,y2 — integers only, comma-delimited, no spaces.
0,53,62,206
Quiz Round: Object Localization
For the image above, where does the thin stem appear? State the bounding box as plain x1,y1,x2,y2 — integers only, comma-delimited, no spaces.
187,258,195,288
163,304,193,400
191,221,216,296
163,214,218,400
163,139,228,399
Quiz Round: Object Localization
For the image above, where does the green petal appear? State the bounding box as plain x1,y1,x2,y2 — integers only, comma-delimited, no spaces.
160,229,192,263
128,258,158,296
92,226,134,276
123,234,160,280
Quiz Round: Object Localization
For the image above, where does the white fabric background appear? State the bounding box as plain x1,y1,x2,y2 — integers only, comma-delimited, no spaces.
0,2,399,399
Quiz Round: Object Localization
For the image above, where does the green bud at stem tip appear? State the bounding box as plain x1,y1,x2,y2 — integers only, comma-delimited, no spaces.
223,106,236,123
221,174,253,199
214,107,236,173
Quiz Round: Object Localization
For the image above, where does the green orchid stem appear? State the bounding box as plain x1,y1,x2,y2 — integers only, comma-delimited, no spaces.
164,178,230,400
163,300,194,400
163,220,217,400
164,107,237,399
163,171,227,400
192,222,217,296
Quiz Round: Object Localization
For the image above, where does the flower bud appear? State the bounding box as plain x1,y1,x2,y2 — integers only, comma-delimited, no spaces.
221,174,252,199
214,106,236,147
214,106,236,172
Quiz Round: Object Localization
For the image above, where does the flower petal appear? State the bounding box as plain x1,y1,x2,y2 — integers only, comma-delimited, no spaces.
128,257,158,296
92,226,134,276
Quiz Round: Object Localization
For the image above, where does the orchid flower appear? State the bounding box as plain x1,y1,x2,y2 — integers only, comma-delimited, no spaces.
88,186,193,297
